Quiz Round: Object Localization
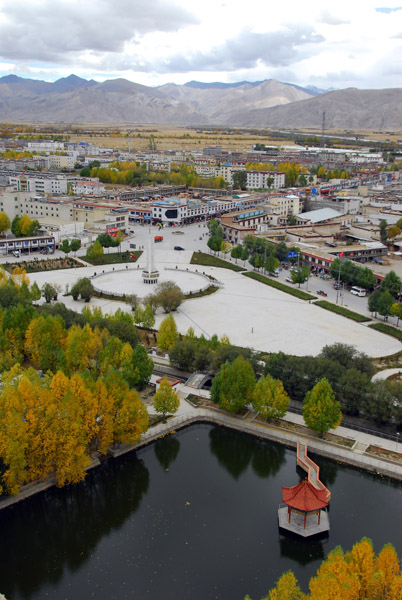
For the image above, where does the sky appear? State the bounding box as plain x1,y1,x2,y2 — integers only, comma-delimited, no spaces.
0,0,401,89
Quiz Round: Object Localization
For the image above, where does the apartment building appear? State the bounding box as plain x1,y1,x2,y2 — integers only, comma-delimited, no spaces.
244,171,286,190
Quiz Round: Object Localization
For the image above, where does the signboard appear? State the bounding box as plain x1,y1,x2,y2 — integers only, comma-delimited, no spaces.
288,251,298,258
106,226,118,238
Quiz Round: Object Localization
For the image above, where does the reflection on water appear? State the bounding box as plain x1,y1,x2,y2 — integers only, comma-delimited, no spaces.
154,436,180,471
0,455,149,599
0,424,401,600
209,425,285,480
280,532,328,566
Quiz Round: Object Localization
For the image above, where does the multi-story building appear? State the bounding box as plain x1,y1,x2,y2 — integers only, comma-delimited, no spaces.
243,171,286,190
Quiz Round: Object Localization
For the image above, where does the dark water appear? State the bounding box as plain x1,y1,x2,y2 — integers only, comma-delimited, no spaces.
0,423,401,600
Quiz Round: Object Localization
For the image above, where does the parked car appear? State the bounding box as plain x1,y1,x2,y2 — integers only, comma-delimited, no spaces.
285,276,294,283
269,271,279,277
12,250,20,258
333,282,341,289
317,290,327,297
174,246,185,251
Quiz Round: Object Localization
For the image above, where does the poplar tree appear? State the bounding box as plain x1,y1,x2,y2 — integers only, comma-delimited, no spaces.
303,377,342,436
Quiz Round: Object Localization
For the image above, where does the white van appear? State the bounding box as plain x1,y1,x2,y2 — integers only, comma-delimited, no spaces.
350,286,367,297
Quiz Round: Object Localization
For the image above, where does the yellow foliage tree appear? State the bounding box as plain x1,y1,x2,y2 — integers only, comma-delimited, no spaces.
11,265,30,288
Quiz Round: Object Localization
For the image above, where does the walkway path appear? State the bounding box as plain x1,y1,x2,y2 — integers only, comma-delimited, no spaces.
372,368,402,382
297,442,331,501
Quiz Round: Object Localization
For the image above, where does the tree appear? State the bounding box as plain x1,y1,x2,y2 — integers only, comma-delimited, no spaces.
221,240,231,255
131,344,154,389
0,211,10,235
41,282,57,303
388,225,401,240
153,377,180,421
291,265,310,287
155,281,184,313
213,356,255,414
368,289,381,317
142,304,155,329
30,281,41,304
70,238,81,255
265,254,279,274
391,301,402,326
264,571,305,600
24,315,66,372
70,277,95,302
169,338,197,371
11,215,21,237
380,219,388,245
208,235,223,254
231,245,243,262
378,290,394,320
381,271,401,299
86,240,104,263
60,239,71,255
232,171,247,190
157,314,179,352
275,242,288,262
252,374,290,419
303,378,342,436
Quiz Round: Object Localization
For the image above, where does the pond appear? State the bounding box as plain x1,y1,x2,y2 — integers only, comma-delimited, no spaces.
1,423,401,600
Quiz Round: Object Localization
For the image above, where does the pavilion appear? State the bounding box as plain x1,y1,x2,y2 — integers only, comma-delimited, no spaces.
278,478,330,537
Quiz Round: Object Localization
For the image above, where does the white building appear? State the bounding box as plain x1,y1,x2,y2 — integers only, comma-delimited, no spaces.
243,171,286,190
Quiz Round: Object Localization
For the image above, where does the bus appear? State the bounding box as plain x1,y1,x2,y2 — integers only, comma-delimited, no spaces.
350,286,367,297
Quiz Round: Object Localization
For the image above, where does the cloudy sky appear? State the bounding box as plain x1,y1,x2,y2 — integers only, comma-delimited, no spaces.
0,0,401,89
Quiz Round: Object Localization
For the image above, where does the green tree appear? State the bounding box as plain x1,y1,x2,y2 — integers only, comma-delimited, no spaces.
368,289,381,317
70,239,81,255
41,282,57,303
30,281,41,304
275,242,288,262
252,374,290,419
380,219,388,245
153,377,180,421
291,265,310,287
381,271,401,299
303,377,342,436
11,215,21,237
142,304,155,329
157,314,179,352
70,277,95,302
0,211,10,235
265,254,280,274
60,239,71,255
391,301,402,326
231,245,243,263
232,171,247,190
378,290,394,320
213,356,255,414
155,281,184,313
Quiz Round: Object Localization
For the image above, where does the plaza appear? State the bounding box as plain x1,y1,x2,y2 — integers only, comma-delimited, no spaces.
27,241,402,357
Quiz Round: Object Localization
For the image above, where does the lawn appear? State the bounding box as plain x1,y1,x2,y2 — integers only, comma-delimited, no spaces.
315,300,371,323
191,251,246,272
243,271,316,301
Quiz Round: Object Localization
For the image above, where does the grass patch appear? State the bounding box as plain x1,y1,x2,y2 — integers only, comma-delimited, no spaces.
243,271,315,301
85,250,142,266
315,300,371,323
191,251,246,272
369,322,402,341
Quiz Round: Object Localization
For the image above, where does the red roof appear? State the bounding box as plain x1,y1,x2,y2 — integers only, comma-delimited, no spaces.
282,479,329,512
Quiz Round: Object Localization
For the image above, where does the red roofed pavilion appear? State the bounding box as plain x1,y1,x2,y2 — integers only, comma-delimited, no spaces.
282,478,329,530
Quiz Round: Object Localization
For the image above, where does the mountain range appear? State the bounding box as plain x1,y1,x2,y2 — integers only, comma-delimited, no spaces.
0,74,400,130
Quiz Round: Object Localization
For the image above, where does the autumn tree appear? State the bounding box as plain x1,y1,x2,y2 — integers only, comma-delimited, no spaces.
252,374,290,419
153,377,180,421
303,377,342,436
86,240,104,263
157,314,179,352
0,211,10,235
24,314,67,372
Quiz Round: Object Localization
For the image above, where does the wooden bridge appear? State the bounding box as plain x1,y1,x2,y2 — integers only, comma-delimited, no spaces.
297,441,331,502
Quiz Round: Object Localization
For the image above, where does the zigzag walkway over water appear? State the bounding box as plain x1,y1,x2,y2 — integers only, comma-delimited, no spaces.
296,441,331,501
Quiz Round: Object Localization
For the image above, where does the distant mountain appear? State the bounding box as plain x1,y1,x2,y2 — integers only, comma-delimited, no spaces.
0,74,399,129
225,87,402,129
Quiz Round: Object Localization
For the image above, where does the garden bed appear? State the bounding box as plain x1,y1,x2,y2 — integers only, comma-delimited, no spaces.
314,300,371,322
243,271,315,301
366,444,401,462
191,251,246,272
369,322,402,341
4,257,83,273
85,250,142,266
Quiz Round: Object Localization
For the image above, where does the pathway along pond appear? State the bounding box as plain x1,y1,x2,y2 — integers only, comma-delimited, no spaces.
1,423,402,600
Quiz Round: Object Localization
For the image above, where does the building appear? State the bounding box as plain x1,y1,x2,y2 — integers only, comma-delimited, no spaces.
243,171,285,190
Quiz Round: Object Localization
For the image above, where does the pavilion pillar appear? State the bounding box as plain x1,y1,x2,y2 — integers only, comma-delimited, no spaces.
318,510,321,525
288,507,291,523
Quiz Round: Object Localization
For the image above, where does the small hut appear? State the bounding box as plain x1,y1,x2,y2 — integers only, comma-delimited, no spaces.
278,478,330,537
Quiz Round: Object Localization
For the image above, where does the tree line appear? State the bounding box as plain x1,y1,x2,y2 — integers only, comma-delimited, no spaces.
0,268,154,495
249,538,402,600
